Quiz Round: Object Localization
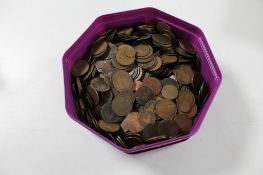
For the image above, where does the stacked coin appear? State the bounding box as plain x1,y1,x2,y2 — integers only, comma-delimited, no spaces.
71,21,209,148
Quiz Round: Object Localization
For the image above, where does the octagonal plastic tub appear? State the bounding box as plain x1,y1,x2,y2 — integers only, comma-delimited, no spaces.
62,7,222,154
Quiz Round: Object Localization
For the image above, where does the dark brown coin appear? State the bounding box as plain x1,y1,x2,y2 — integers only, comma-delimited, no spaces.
123,132,143,148
160,55,178,65
112,95,133,116
121,112,144,133
179,40,195,55
158,120,180,137
177,89,195,113
174,114,193,133
112,70,133,92
90,77,110,92
91,40,108,57
173,64,194,85
144,100,157,113
98,120,120,132
142,77,162,95
101,102,123,123
87,85,99,105
156,99,177,120
135,86,155,105
76,77,83,96
71,60,90,76
138,110,156,127
156,21,171,34
99,90,113,105
152,34,172,47
117,27,133,36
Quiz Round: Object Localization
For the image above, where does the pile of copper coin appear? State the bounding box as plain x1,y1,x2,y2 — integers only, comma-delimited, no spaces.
71,21,209,148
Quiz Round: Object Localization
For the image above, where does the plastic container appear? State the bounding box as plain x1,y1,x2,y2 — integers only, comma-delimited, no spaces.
62,7,222,154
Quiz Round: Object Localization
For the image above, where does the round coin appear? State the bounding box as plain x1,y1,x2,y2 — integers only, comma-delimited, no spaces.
87,85,100,105
71,60,90,77
148,56,162,71
173,64,194,85
111,95,133,116
161,84,178,100
120,112,144,133
138,110,156,127
158,119,180,137
90,77,110,92
179,40,195,55
174,114,193,133
91,40,108,57
160,55,178,65
116,45,136,66
177,89,195,113
101,102,123,123
98,120,120,132
112,70,133,92
135,86,155,105
156,99,177,120
134,44,153,59
142,77,162,95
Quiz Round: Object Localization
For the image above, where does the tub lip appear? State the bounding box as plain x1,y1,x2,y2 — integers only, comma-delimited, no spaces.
62,7,222,154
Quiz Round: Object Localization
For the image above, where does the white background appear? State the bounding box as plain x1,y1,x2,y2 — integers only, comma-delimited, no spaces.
1,0,263,175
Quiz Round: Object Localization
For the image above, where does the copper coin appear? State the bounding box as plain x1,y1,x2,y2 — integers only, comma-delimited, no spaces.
133,80,143,91
111,95,133,116
99,90,113,105
152,34,172,47
156,21,171,34
142,77,162,95
101,102,123,123
174,114,193,133
98,120,120,132
177,89,195,112
117,27,133,36
161,78,179,89
138,110,156,127
135,86,155,105
123,132,143,148
134,44,153,59
112,70,133,92
91,40,108,57
87,85,99,105
116,45,136,66
160,55,178,65
83,64,95,80
173,64,194,85
178,104,197,118
156,99,177,120
90,77,110,92
118,90,135,103
121,112,144,133
179,40,195,55
71,60,90,76
158,119,180,137
148,56,162,71
161,84,178,100
144,100,157,113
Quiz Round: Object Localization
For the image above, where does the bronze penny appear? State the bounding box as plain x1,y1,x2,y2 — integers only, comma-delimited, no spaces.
138,110,156,127
161,84,178,100
173,64,194,85
121,112,144,133
83,64,95,80
142,77,162,95
152,34,172,47
111,95,133,116
161,78,179,89
174,114,193,133
99,90,113,105
177,89,195,113
98,120,120,132
90,77,110,92
116,45,136,66
118,90,135,103
156,99,177,120
91,40,108,57
112,70,133,92
134,44,153,59
179,40,195,55
156,21,171,34
144,100,157,113
133,80,143,91
148,56,162,71
87,85,99,105
135,86,155,105
101,102,123,123
178,104,197,118
160,55,178,65
158,119,180,137
71,60,90,76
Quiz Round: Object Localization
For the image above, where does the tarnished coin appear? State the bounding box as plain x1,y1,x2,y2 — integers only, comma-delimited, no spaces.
91,40,108,57
94,59,110,72
156,21,171,34
178,104,197,118
118,90,135,103
98,120,120,132
158,120,180,137
148,56,162,71
121,112,144,133
134,44,153,60
101,102,123,123
71,60,90,76
138,110,156,127
123,132,143,148
99,90,113,105
133,80,143,91
156,99,177,120
173,64,194,85
179,40,195,55
112,95,133,116
103,67,117,86
144,100,157,113
174,114,193,133
75,77,83,96
116,45,136,66
117,27,133,36
160,55,178,65
152,34,172,47
142,77,162,95
161,78,179,89
177,89,195,113
112,70,133,92
90,77,110,92
135,86,155,105
161,84,178,100
87,85,99,105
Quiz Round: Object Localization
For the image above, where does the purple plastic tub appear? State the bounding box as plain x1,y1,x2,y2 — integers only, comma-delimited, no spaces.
62,7,222,154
